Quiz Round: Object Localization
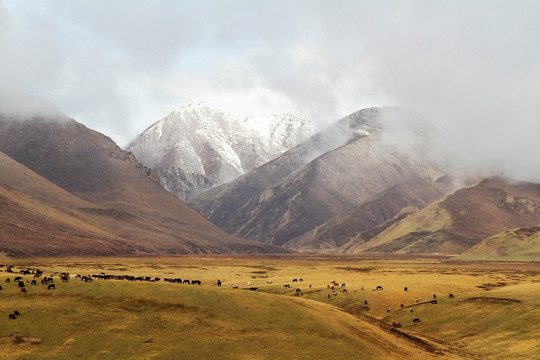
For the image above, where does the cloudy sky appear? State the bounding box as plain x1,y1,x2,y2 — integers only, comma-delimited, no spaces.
1,1,539,178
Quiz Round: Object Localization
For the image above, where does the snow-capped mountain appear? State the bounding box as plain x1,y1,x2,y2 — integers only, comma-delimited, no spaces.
126,102,314,200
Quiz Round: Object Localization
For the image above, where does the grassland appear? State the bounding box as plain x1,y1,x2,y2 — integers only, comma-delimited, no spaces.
0,256,538,359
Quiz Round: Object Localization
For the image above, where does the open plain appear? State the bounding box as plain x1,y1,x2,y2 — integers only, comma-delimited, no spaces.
0,255,538,359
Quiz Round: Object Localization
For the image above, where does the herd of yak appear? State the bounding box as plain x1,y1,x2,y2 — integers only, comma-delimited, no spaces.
2,264,455,327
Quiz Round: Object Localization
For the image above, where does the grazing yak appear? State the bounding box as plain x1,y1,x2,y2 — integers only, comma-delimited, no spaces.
413,318,421,323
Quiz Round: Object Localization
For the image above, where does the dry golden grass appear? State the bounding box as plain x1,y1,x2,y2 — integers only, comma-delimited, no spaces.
0,256,538,359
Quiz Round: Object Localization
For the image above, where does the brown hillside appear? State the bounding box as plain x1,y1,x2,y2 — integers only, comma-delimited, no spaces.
0,116,283,256
350,177,540,255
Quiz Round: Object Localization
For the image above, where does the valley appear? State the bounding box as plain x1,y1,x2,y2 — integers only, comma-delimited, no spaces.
1,256,538,359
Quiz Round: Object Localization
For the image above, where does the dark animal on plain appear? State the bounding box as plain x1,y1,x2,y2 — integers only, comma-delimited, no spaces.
47,284,55,290
217,280,221,287
409,308,414,312
14,276,22,282
431,300,438,304
292,279,298,283
192,280,201,285
249,287,258,291
433,294,437,299
328,294,331,299
5,278,10,283
332,291,337,296
392,322,402,328
413,318,421,323
404,287,408,291
309,284,312,288
299,279,303,282
364,300,368,305
20,288,27,293
449,293,455,298
31,280,37,285
376,286,383,290
295,288,302,293
0,286,2,290
387,308,391,313
61,276,69,282
14,311,20,316
232,286,239,289
9,314,16,319
400,304,404,308
341,283,346,287
283,284,290,288
343,289,348,293
18,282,25,288
183,280,190,284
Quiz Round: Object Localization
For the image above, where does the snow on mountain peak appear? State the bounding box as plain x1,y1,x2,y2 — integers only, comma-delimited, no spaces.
126,103,314,200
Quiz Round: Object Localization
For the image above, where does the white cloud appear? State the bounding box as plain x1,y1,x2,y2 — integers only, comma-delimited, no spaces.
0,0,539,180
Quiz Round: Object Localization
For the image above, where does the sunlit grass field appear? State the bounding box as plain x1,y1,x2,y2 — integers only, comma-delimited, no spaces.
0,256,538,359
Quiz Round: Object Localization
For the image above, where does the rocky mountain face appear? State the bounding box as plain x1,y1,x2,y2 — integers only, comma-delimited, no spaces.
126,102,314,200
342,177,540,255
0,111,284,256
189,107,445,247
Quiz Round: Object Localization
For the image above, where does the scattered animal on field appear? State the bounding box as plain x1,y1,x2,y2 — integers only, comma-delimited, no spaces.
413,318,421,323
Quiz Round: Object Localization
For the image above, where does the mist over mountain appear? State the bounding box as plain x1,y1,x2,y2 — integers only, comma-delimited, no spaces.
189,107,444,247
126,102,314,200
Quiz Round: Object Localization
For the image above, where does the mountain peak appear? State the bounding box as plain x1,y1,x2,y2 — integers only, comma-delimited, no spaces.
127,103,314,200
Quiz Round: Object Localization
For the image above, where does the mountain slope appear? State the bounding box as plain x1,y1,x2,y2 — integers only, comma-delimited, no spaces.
458,226,540,261
289,177,454,252
126,103,314,200
190,107,443,247
345,177,540,255
0,113,284,256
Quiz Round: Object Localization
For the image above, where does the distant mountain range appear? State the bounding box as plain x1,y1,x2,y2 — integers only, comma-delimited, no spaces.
1,95,538,260
189,107,445,246
126,102,314,200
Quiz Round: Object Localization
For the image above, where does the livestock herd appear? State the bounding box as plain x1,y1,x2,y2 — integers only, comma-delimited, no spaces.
0,264,205,320
2,264,455,328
